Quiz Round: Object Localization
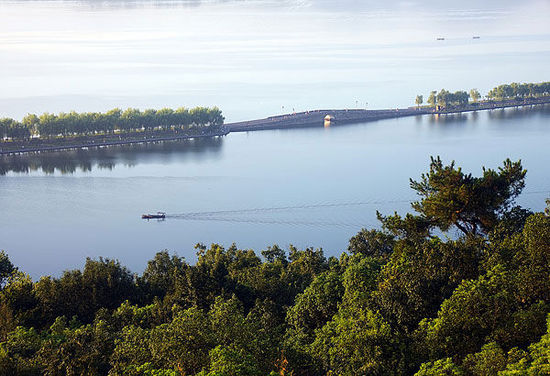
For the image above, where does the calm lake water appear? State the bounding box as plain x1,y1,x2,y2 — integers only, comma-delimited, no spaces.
0,0,549,277
2,107,550,278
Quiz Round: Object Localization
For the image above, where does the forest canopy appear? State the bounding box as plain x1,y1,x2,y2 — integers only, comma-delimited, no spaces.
0,158,549,376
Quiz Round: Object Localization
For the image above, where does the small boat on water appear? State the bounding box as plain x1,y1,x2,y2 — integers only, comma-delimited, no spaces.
142,212,166,219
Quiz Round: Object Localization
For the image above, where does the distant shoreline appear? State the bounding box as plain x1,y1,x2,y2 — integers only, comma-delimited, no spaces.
2,97,549,155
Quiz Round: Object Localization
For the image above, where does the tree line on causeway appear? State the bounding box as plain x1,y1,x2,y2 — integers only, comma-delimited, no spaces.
0,107,224,141
1,157,549,375
415,80,550,109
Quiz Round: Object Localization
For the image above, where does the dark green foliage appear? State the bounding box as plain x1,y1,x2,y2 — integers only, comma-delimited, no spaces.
410,157,526,235
500,315,550,375
309,306,401,375
518,214,550,304
36,315,115,375
374,237,482,332
347,228,395,259
414,358,464,376
304,256,398,375
462,342,507,376
0,251,15,289
418,262,548,360
0,326,42,375
377,211,433,241
0,272,39,330
286,270,344,340
436,89,470,108
32,257,137,326
197,345,262,376
140,251,187,303
0,118,30,140
0,159,548,375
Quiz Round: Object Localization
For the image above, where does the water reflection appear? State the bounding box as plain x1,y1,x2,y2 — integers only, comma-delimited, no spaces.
0,137,224,175
1,104,548,176
427,113,469,125
425,104,550,126
487,105,550,121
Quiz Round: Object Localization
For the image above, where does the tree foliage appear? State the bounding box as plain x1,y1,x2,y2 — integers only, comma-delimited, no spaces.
410,157,526,235
0,158,548,375
0,106,224,141
487,81,550,100
419,81,550,109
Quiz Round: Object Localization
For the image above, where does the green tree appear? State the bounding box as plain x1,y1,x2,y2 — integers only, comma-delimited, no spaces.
515,213,550,304
140,251,187,302
347,229,395,260
284,270,344,370
21,114,40,135
427,91,437,107
453,90,470,106
110,325,153,375
0,326,42,375
374,237,481,332
462,342,507,376
437,89,451,108
148,306,212,374
37,316,115,376
260,245,287,264
286,270,343,342
1,271,38,329
414,358,464,376
470,88,481,102
410,157,526,236
310,307,401,375
419,264,548,360
0,251,15,289
197,345,262,376
500,314,550,375
415,95,424,108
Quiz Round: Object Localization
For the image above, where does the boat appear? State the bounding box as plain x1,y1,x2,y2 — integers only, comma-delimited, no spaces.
142,212,166,219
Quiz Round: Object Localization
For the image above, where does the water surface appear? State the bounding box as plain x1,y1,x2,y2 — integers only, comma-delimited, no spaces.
1,106,549,278
0,0,549,121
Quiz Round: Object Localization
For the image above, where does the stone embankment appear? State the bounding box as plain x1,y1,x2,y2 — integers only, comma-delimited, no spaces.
0,128,229,155
225,96,550,132
2,96,549,155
